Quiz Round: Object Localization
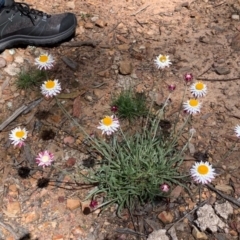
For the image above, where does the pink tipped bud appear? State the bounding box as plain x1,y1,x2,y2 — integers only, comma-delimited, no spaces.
89,200,98,209
184,73,193,82
168,84,176,92
160,183,170,192
111,105,118,113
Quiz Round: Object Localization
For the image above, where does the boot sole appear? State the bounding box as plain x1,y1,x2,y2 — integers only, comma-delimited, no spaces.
0,23,76,52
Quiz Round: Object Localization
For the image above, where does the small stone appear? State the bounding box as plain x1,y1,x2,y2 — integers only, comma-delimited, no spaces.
95,19,107,28
63,136,75,144
97,69,110,77
71,226,86,238
229,230,238,236
0,57,6,68
4,63,21,76
8,184,18,192
91,16,99,22
24,211,40,223
52,235,64,240
116,35,129,43
119,60,133,75
84,22,94,29
147,229,169,240
231,33,240,51
192,226,208,240
182,2,190,8
66,1,75,9
232,14,240,20
117,44,130,51
158,211,174,224
7,202,21,215
66,198,81,210
8,184,18,197
66,157,76,167
8,49,16,55
2,50,14,63
85,95,93,102
214,66,230,75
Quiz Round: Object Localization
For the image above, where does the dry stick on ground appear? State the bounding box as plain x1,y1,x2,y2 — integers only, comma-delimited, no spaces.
197,76,240,81
0,220,18,239
166,200,208,232
130,4,150,16
0,98,43,131
206,184,240,207
197,65,240,81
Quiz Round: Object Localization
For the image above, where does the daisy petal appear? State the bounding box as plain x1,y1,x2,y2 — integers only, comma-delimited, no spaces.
9,127,28,147
183,99,202,114
35,53,54,70
97,115,120,135
190,81,207,98
41,79,61,97
190,161,216,184
154,54,172,69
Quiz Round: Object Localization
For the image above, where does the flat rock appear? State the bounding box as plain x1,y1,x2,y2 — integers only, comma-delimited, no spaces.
147,229,169,240
7,201,21,215
192,226,208,239
66,198,81,210
231,33,240,51
214,66,230,75
214,201,233,220
119,60,133,75
85,22,94,29
158,210,174,224
0,57,6,68
95,19,107,28
195,204,226,232
24,211,40,223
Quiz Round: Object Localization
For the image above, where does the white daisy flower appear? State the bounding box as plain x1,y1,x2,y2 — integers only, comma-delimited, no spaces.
234,125,240,138
190,82,207,98
97,115,120,135
183,99,202,114
35,53,54,70
9,127,28,147
36,151,54,168
190,161,216,184
41,79,61,97
154,54,172,69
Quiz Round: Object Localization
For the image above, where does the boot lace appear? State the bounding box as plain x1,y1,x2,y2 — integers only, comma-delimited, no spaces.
11,2,51,25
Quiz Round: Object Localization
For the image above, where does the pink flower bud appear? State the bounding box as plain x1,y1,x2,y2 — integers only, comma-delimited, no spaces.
184,73,193,82
168,84,176,91
160,183,170,192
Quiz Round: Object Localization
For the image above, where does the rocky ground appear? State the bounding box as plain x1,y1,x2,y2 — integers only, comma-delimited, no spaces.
1,0,240,239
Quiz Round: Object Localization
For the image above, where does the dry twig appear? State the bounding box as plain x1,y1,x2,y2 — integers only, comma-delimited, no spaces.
130,4,150,16
0,220,18,239
61,41,98,48
206,184,240,207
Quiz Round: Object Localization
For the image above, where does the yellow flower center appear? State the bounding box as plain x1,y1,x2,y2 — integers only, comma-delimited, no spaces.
189,99,199,107
159,55,167,63
15,130,25,138
39,55,49,63
42,156,49,162
45,80,55,89
102,116,113,126
196,82,204,90
197,165,209,175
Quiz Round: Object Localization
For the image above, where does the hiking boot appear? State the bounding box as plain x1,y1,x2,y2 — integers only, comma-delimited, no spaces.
0,0,77,51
